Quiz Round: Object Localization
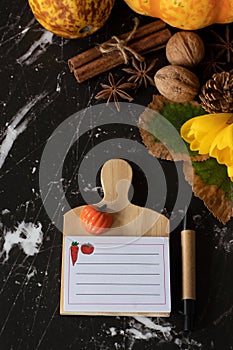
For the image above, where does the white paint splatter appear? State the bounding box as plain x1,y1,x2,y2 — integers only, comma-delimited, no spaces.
109,327,117,336
0,221,43,262
109,317,203,349
1,209,10,215
133,316,172,340
26,266,37,283
56,71,66,93
17,31,53,66
0,93,46,169
128,328,153,340
83,186,102,193
213,224,233,253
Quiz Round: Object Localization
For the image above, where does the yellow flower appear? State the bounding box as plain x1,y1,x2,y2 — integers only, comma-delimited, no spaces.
181,113,233,181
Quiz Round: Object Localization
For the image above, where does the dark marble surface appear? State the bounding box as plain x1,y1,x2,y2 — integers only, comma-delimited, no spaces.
0,1,233,349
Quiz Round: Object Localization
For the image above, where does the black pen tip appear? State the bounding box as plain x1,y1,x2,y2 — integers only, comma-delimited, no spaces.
183,299,195,333
183,329,191,338
184,315,194,333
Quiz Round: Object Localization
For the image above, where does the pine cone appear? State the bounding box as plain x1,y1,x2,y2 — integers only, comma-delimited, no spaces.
199,71,233,113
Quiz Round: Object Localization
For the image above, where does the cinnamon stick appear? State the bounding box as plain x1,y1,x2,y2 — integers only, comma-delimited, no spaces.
68,20,167,71
73,28,171,83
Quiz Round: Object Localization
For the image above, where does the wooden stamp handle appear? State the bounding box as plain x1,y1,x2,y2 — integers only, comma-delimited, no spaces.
64,158,170,238
100,159,132,203
181,229,196,300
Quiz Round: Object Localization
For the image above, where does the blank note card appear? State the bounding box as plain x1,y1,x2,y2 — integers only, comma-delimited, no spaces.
61,236,171,315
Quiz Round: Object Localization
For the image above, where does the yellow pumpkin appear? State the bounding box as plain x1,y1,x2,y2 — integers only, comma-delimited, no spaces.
28,0,115,39
123,0,233,30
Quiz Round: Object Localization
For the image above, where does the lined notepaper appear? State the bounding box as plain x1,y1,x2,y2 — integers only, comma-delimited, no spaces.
62,236,171,314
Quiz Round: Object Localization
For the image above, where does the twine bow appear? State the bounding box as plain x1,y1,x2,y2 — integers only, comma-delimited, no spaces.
99,18,144,64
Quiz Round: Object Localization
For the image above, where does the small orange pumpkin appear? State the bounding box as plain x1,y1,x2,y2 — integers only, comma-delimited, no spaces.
123,0,233,30
28,0,115,39
80,205,113,235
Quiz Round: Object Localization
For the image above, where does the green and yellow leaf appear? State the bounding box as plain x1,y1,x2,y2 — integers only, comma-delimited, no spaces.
139,94,233,223
139,95,208,161
184,159,233,224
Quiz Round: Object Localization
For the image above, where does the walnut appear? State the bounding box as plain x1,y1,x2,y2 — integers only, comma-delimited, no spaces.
166,31,205,68
154,65,200,103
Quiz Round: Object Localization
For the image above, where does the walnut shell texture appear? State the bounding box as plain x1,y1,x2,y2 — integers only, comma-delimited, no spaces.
166,31,205,67
154,65,200,103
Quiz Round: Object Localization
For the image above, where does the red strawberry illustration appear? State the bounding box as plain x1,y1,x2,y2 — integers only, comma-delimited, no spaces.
81,243,94,255
70,242,79,265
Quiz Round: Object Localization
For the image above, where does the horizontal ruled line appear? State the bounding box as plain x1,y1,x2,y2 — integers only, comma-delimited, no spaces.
94,253,159,255
75,294,161,296
68,302,166,306
76,273,160,275
77,263,160,265
76,283,161,286
89,243,164,246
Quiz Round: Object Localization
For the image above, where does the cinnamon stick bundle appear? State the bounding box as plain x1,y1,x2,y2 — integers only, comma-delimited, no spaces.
68,20,171,83
68,20,166,71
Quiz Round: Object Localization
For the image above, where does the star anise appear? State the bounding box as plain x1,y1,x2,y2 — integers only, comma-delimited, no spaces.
122,58,157,88
95,73,135,111
200,50,226,79
208,24,233,63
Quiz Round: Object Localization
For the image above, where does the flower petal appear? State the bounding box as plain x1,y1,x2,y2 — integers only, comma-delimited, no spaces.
209,123,233,167
210,123,233,151
181,113,231,154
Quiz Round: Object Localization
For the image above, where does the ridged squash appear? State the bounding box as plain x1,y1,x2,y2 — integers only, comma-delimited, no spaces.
123,0,233,30
28,0,115,38
80,205,113,235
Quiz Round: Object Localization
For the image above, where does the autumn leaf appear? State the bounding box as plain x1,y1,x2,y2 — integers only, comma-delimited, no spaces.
139,94,233,223
139,95,208,161
184,158,233,224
